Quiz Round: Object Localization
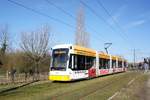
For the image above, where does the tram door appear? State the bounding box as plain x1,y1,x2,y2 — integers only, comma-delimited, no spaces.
70,55,88,80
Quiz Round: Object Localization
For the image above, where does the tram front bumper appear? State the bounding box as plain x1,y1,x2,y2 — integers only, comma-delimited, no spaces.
49,75,70,81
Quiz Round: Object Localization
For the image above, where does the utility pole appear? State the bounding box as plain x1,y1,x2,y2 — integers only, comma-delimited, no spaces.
133,49,136,68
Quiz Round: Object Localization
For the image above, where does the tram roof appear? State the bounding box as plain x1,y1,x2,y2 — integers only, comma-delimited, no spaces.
52,44,72,49
73,45,96,53
52,44,95,52
52,44,126,61
72,45,96,57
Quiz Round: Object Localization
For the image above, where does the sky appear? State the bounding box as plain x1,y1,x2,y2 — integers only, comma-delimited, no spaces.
0,0,150,62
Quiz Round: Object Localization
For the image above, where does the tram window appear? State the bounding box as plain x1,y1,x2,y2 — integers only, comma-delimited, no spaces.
99,59,102,69
69,55,85,70
124,62,126,67
51,48,69,71
105,59,110,69
77,55,85,70
73,55,78,70
69,55,72,69
112,60,116,68
99,58,109,69
118,61,122,68
120,61,122,67
69,54,77,70
69,54,95,70
85,56,95,70
118,61,120,67
106,59,110,69
99,59,105,69
107,60,110,69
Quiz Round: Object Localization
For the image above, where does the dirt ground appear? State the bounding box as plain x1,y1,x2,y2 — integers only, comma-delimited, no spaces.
145,72,150,100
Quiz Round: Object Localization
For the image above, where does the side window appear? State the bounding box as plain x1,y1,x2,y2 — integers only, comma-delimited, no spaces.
107,60,110,69
120,61,122,68
69,55,72,69
75,55,78,69
124,62,126,67
103,59,107,69
85,57,95,70
118,61,122,68
69,54,97,70
99,58,103,69
112,60,116,68
77,55,85,70
69,54,78,70
118,61,120,68
69,55,85,70
99,58,109,69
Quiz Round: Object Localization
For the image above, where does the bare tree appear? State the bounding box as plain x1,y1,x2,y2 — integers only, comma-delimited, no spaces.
0,24,9,67
20,25,51,81
75,6,90,47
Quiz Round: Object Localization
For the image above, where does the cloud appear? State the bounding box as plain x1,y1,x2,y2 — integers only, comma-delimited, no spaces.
138,11,150,20
107,5,127,25
124,19,146,30
123,11,149,30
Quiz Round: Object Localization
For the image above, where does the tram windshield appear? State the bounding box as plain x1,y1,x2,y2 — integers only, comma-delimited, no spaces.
51,48,69,71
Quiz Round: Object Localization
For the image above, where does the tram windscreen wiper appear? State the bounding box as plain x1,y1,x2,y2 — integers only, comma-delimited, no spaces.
51,67,66,71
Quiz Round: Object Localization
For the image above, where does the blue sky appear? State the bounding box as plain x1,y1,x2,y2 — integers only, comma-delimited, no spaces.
0,0,150,62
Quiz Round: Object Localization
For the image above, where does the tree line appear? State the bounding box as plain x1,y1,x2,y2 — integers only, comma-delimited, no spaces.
0,24,51,82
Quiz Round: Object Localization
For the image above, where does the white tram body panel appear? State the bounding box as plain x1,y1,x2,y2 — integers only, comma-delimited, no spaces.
70,70,88,80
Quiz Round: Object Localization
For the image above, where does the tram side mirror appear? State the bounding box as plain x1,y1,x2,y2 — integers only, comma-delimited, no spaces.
70,46,72,49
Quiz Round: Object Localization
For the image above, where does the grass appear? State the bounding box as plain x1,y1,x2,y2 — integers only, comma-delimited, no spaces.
0,68,6,76
0,83,22,92
0,71,146,100
112,72,149,100
0,82,36,94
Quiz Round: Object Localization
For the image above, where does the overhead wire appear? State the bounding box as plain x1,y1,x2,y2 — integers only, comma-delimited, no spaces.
7,0,138,59
80,0,132,47
8,0,107,43
45,0,75,19
7,0,74,28
45,0,107,42
8,0,133,50
97,0,134,47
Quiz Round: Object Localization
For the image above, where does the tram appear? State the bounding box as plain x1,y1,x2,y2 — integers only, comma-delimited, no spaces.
49,44,127,81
